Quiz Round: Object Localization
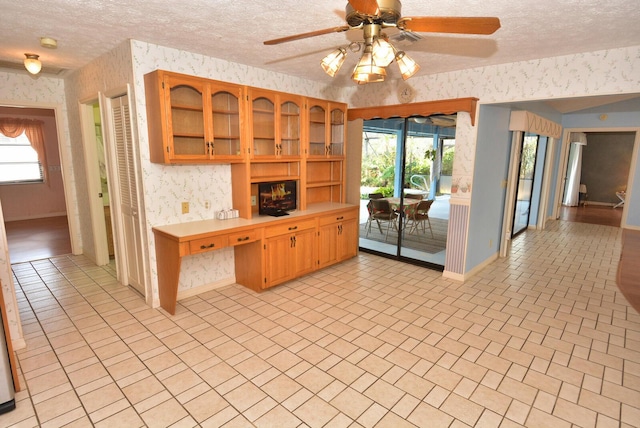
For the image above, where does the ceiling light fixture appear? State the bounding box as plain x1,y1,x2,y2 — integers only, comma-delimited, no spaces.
319,23,419,84
23,53,42,75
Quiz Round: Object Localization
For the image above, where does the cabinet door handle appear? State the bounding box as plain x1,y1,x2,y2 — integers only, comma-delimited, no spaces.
200,243,215,249
338,225,343,235
288,226,298,231
236,236,250,242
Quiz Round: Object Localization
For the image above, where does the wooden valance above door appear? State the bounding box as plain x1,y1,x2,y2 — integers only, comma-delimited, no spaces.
347,97,479,126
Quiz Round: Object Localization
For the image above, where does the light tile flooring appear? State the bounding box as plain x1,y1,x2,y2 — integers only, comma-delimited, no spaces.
1,220,639,427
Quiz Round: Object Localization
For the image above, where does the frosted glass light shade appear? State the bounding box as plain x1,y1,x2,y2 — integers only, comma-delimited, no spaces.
395,51,419,80
321,48,347,77
351,50,386,84
24,54,41,75
372,38,394,67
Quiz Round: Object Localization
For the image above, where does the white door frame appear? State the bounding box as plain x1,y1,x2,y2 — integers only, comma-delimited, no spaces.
78,98,110,265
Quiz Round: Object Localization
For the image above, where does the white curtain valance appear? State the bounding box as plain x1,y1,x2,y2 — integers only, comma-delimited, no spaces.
509,111,562,139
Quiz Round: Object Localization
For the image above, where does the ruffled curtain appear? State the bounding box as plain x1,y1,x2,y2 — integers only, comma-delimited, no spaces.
0,118,48,180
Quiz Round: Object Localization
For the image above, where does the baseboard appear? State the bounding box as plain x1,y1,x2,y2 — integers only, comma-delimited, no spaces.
4,212,67,222
443,252,499,282
176,276,237,301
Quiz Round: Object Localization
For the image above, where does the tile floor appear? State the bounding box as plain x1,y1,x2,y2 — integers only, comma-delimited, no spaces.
1,219,639,427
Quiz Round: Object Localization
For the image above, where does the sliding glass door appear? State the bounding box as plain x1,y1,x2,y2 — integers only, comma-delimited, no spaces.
512,133,540,237
359,116,455,268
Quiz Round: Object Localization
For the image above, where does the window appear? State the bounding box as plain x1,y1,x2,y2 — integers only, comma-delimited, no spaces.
0,131,44,184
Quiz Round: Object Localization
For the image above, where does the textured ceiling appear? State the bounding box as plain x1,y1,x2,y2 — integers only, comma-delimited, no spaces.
2,0,640,90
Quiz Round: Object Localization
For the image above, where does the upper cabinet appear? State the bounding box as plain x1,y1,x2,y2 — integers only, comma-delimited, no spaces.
249,88,302,160
305,99,346,159
145,70,245,164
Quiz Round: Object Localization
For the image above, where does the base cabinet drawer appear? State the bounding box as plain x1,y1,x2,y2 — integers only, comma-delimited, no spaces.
189,235,228,255
227,229,260,246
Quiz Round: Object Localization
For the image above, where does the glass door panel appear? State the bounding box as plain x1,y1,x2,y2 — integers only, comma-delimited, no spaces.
169,85,207,156
512,134,539,236
280,100,300,157
359,117,452,268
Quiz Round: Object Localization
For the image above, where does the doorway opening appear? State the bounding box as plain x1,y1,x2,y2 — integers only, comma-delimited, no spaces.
558,131,635,228
0,106,72,263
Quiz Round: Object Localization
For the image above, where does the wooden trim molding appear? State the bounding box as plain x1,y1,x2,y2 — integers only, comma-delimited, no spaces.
347,97,479,125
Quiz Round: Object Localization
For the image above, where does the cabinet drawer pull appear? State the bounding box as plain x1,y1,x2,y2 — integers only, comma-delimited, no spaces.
336,216,344,220
288,226,298,231
237,236,250,242
200,243,216,249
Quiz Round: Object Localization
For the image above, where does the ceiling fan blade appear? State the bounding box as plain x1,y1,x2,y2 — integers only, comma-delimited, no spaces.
264,25,351,45
398,17,501,35
347,0,380,16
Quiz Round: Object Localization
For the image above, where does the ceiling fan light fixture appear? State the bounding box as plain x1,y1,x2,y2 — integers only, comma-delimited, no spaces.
23,53,42,75
395,51,420,80
351,46,386,84
320,47,347,77
371,37,395,67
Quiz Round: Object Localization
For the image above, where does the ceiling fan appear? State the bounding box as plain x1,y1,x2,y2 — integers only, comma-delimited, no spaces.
264,0,500,84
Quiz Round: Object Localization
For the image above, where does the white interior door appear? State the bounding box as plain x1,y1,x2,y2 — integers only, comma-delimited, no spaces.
103,91,145,295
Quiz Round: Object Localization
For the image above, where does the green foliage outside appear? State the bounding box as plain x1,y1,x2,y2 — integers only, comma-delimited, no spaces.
361,134,432,196
441,147,455,176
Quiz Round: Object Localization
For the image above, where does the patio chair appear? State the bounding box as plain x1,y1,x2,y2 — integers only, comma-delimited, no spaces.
365,199,398,241
407,199,434,238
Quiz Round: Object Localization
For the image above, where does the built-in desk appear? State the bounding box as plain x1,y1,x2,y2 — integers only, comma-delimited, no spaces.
152,202,358,314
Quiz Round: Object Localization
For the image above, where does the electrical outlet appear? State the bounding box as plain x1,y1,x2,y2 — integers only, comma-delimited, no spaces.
489,239,493,248
204,200,211,210
181,202,189,214
251,195,257,206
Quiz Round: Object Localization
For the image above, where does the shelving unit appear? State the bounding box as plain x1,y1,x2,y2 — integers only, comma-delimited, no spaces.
145,70,348,220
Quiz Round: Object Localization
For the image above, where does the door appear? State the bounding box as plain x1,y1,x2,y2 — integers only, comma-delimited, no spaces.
512,134,540,237
359,117,454,268
105,93,145,295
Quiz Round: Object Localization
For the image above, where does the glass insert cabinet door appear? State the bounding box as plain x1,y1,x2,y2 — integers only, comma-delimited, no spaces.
329,106,345,157
168,83,207,157
251,94,276,157
210,89,242,157
308,103,326,157
279,98,301,157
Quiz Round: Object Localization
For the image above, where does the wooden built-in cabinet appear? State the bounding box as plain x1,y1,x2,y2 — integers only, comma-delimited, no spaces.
145,70,348,221
248,88,302,160
153,204,358,314
317,209,358,269
145,70,245,163
263,218,317,288
146,70,356,314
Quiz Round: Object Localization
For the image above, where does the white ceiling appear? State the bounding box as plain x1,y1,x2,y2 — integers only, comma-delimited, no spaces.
2,0,640,101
